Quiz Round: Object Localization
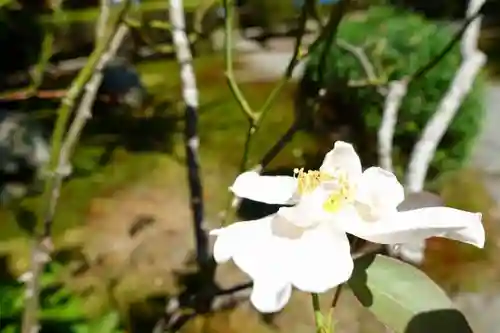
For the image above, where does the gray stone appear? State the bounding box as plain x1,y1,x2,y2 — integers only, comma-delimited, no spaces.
0,111,50,202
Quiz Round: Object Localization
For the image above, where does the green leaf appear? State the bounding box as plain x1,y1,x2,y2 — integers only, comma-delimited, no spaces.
86,311,121,333
1,324,18,333
348,254,473,333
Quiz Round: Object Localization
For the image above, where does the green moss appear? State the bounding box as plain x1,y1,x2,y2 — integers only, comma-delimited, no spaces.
0,149,163,238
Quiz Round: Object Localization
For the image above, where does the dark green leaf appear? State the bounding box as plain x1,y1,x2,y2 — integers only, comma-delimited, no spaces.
348,254,473,333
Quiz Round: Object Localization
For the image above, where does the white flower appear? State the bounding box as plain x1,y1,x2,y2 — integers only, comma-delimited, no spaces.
211,141,485,313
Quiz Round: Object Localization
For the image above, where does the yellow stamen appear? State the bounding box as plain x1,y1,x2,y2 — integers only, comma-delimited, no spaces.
294,168,332,194
293,167,355,213
322,171,355,213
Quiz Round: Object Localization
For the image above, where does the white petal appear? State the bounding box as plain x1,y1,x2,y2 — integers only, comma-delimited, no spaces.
211,223,251,263
355,167,405,220
276,187,332,228
212,215,297,313
250,278,292,313
320,141,362,180
211,215,280,268
229,171,298,204
336,206,485,248
212,215,296,281
289,223,353,293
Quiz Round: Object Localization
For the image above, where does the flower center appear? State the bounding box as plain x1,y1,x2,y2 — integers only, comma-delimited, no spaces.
294,168,332,194
293,167,355,213
322,171,355,213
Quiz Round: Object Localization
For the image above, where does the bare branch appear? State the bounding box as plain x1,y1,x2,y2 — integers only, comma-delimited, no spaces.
405,0,486,192
378,80,408,172
170,0,209,266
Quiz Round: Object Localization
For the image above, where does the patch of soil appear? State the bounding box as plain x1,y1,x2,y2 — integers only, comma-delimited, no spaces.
83,182,195,293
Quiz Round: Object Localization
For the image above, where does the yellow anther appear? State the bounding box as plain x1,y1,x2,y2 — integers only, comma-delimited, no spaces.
293,167,355,212
294,168,332,194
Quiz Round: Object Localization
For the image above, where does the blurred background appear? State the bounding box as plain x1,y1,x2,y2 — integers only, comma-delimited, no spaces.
1,0,500,332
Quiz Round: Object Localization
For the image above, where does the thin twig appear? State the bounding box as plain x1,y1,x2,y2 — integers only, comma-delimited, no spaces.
170,0,209,266
259,121,301,170
219,0,311,226
21,3,131,333
222,0,256,122
255,0,311,131
336,39,387,93
29,33,54,94
409,9,483,82
337,39,377,82
235,0,310,172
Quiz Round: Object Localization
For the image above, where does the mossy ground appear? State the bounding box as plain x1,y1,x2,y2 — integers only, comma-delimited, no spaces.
0,54,307,241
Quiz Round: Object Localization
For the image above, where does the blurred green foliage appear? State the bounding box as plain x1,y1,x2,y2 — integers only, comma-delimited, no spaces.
300,6,486,179
0,255,123,333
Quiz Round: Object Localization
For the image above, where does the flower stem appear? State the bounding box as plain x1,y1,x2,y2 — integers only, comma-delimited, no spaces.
311,293,324,333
